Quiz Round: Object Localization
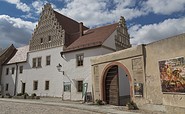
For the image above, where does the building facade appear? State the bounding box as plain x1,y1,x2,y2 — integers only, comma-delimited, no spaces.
0,3,131,100
91,33,185,113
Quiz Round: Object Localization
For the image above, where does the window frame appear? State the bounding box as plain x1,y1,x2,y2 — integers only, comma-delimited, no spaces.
48,36,51,42
6,68,9,75
12,67,15,74
19,66,23,74
40,38,43,44
45,80,50,90
32,58,37,68
76,54,84,67
46,55,51,66
33,80,38,90
77,81,83,92
5,83,9,91
37,57,42,68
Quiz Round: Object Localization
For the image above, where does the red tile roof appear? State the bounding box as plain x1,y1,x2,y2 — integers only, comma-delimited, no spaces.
54,11,88,34
64,23,118,52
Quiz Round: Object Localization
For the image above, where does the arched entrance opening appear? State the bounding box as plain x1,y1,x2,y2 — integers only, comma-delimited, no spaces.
103,63,132,106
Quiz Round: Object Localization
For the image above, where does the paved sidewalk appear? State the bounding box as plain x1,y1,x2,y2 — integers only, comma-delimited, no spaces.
0,98,140,114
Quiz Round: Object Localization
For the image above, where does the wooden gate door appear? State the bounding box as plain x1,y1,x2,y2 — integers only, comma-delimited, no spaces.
105,65,119,105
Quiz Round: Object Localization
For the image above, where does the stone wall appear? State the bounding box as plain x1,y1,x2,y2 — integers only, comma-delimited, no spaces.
91,33,185,113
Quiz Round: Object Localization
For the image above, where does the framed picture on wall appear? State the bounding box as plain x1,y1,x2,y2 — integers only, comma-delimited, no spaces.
134,83,143,97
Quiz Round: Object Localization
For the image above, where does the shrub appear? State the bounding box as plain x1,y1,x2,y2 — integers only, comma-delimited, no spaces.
31,93,36,97
95,99,105,105
17,93,23,96
127,101,139,110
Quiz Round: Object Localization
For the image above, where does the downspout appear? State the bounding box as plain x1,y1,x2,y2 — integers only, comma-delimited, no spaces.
14,63,18,96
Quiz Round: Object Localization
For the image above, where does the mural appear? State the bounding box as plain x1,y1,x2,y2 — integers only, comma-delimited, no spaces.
159,57,185,93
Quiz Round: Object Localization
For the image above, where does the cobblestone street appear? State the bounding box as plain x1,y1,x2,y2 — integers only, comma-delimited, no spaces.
0,100,102,114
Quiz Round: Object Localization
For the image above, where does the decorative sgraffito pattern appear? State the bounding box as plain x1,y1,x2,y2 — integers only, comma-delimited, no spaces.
29,4,64,51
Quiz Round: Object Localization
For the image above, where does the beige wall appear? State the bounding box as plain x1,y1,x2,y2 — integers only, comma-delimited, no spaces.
91,45,146,103
91,33,185,110
145,33,185,107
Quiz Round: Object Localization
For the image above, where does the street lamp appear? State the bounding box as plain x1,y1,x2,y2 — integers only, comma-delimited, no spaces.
56,63,73,100
56,63,64,75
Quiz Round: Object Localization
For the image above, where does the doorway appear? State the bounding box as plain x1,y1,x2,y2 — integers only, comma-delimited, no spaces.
21,83,26,94
104,65,131,106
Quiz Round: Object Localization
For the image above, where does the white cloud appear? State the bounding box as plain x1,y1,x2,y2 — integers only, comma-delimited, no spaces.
143,0,185,15
0,15,36,48
3,0,30,12
56,0,147,27
32,1,48,14
129,17,185,45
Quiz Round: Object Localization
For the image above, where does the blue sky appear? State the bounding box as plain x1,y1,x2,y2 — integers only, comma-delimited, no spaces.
0,0,185,48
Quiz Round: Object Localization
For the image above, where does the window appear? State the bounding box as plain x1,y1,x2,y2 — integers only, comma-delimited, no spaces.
76,54,84,66
32,58,36,68
5,84,9,91
63,82,71,92
40,38,43,44
45,81,49,90
48,36,51,42
12,67,15,74
37,57,42,67
6,68,9,75
77,81,83,92
33,81,38,90
19,66,23,73
46,56,51,66
32,57,42,68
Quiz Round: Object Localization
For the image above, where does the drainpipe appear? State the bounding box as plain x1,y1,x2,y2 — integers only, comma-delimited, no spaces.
14,63,18,96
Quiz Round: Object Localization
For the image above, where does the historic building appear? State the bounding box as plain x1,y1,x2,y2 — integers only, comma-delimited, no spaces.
0,3,131,100
0,45,17,95
91,33,185,113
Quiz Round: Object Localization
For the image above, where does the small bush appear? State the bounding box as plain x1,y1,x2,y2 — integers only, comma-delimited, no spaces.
127,101,139,110
31,93,36,97
95,99,105,105
6,93,11,96
24,93,29,96
17,93,23,96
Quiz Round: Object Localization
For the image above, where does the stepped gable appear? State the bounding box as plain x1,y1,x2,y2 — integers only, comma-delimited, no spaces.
7,45,29,64
64,23,118,52
29,3,89,51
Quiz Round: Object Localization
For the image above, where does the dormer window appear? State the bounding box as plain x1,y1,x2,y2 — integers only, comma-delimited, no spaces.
40,38,43,44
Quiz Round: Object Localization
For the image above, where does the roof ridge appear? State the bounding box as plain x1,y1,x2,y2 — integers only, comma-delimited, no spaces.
89,23,118,31
54,11,80,25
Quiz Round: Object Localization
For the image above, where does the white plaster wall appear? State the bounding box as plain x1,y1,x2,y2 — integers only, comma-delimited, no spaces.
1,46,114,100
23,47,63,97
63,47,114,100
102,30,116,50
1,63,28,96
118,66,130,96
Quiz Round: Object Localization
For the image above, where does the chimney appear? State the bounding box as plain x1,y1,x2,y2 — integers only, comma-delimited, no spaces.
79,22,83,37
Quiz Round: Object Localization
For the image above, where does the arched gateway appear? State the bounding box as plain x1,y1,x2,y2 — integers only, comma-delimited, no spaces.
101,62,133,106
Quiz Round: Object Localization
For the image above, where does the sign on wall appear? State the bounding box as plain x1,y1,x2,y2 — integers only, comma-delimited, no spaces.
134,83,143,97
63,82,71,92
159,57,185,93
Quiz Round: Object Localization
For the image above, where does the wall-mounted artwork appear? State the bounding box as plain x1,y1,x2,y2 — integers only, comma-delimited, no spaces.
159,57,185,93
134,83,143,97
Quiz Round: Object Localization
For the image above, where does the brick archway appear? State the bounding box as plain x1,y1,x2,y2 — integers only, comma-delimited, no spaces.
100,62,133,104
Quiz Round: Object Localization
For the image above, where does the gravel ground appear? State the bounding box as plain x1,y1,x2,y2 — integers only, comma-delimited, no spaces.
0,100,103,114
